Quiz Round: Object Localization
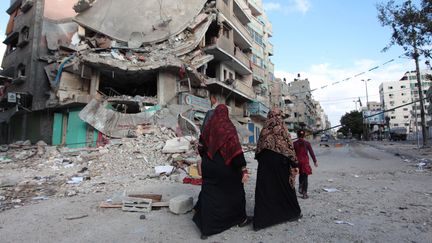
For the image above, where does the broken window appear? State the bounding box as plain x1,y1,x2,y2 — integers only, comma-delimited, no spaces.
18,26,30,47
206,61,217,79
222,24,230,39
99,70,157,97
17,63,26,78
4,32,19,55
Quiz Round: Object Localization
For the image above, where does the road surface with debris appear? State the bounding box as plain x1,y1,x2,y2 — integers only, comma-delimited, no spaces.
0,140,431,242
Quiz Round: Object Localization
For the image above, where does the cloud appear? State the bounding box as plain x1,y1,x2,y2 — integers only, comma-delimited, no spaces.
264,0,311,14
275,58,413,128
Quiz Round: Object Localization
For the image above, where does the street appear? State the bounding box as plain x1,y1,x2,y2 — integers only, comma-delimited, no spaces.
0,141,431,243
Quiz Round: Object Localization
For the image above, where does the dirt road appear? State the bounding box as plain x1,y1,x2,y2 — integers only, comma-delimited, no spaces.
1,141,431,242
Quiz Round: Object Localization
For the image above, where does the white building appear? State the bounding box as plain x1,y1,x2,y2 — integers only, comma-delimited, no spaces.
380,70,431,137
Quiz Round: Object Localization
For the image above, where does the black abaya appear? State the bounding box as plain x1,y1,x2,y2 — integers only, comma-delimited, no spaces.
193,151,247,237
253,149,301,230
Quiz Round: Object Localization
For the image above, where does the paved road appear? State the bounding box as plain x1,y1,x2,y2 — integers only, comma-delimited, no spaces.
1,141,431,242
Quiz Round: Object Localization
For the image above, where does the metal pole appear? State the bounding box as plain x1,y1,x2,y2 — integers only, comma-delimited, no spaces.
362,79,371,140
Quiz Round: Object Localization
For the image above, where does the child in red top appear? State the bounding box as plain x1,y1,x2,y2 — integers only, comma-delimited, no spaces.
293,130,317,199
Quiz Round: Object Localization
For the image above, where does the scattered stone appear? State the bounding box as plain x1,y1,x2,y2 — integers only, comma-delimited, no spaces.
169,195,193,215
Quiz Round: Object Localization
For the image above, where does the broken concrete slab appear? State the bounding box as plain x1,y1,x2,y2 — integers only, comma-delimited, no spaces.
162,136,195,154
169,195,193,215
79,99,154,138
73,0,208,44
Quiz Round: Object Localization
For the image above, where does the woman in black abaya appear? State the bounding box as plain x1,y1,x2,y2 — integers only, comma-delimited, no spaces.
193,104,251,239
253,108,302,231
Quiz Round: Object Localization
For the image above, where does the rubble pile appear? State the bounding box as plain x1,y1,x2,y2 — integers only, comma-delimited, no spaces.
0,126,203,212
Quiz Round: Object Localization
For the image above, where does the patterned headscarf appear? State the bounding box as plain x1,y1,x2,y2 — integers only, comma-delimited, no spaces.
201,104,243,165
255,108,297,162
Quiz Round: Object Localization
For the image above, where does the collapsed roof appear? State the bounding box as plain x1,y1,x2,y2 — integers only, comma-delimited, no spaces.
73,0,208,44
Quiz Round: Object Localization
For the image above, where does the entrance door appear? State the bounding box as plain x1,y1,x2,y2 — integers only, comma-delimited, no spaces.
65,109,88,148
248,123,255,144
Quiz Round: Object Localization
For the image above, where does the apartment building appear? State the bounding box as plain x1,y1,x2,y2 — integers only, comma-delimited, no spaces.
0,0,274,145
379,70,431,137
286,74,318,131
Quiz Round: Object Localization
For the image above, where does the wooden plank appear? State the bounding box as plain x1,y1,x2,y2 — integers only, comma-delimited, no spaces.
126,193,162,202
152,201,169,207
99,202,122,208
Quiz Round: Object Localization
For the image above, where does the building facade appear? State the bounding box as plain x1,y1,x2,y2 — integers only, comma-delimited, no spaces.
379,70,431,138
0,0,275,145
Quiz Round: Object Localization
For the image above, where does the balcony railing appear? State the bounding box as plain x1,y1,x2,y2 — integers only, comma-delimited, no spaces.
232,15,253,45
235,79,255,98
234,46,251,69
247,101,269,119
252,63,265,82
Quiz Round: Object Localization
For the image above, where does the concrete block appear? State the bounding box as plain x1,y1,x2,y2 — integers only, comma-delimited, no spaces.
122,197,152,213
169,195,193,215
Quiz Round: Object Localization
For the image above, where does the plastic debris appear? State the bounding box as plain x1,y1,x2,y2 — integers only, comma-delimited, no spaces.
323,188,339,193
334,220,354,226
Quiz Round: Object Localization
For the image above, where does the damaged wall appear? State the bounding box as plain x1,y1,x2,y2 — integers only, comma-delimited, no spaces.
44,0,77,20
73,0,208,44
158,72,178,106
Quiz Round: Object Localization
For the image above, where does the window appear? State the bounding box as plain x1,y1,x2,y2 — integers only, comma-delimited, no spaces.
389,101,395,106
401,93,405,96
404,116,409,119
222,24,230,39
405,123,410,127
388,86,393,89
393,123,399,126
17,26,30,48
391,116,396,119
389,94,394,98
17,63,26,78
403,108,408,111
401,85,406,88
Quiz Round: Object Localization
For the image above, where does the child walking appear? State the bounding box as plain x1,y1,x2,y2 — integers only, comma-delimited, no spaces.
293,130,317,199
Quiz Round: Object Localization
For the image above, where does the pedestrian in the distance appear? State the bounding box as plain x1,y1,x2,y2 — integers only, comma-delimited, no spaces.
193,104,252,240
253,108,302,231
293,129,318,199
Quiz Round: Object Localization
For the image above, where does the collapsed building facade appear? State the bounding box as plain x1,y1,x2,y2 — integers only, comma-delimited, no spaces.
0,0,274,146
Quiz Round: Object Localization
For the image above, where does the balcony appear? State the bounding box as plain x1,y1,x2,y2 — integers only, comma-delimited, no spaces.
267,42,274,56
248,0,263,17
247,101,269,119
206,78,254,101
252,63,265,84
204,36,252,75
232,15,253,48
218,11,253,49
233,0,251,25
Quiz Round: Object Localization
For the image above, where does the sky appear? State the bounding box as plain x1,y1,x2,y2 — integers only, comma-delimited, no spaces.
0,0,428,127
264,0,428,127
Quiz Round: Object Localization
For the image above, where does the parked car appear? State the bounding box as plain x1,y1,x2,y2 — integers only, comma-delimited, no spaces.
389,127,407,141
320,134,329,142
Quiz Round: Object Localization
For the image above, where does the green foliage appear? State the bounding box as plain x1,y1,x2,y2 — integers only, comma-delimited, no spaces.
376,0,432,58
338,111,363,138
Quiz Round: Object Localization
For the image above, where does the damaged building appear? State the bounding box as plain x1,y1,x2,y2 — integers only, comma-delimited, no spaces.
0,0,275,146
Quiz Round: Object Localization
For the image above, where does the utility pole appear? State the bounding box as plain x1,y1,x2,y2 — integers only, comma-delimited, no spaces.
413,46,428,146
361,79,371,140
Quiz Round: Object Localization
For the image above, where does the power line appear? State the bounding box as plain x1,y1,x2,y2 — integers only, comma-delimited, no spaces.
314,97,428,134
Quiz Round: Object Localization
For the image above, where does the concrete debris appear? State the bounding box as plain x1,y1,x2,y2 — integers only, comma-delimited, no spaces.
169,195,194,215
162,136,196,154
0,123,206,212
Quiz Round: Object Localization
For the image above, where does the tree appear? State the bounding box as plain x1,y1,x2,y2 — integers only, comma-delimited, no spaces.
338,111,363,139
377,0,432,146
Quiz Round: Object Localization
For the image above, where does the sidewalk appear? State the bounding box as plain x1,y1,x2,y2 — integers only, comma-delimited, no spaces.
362,140,432,163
